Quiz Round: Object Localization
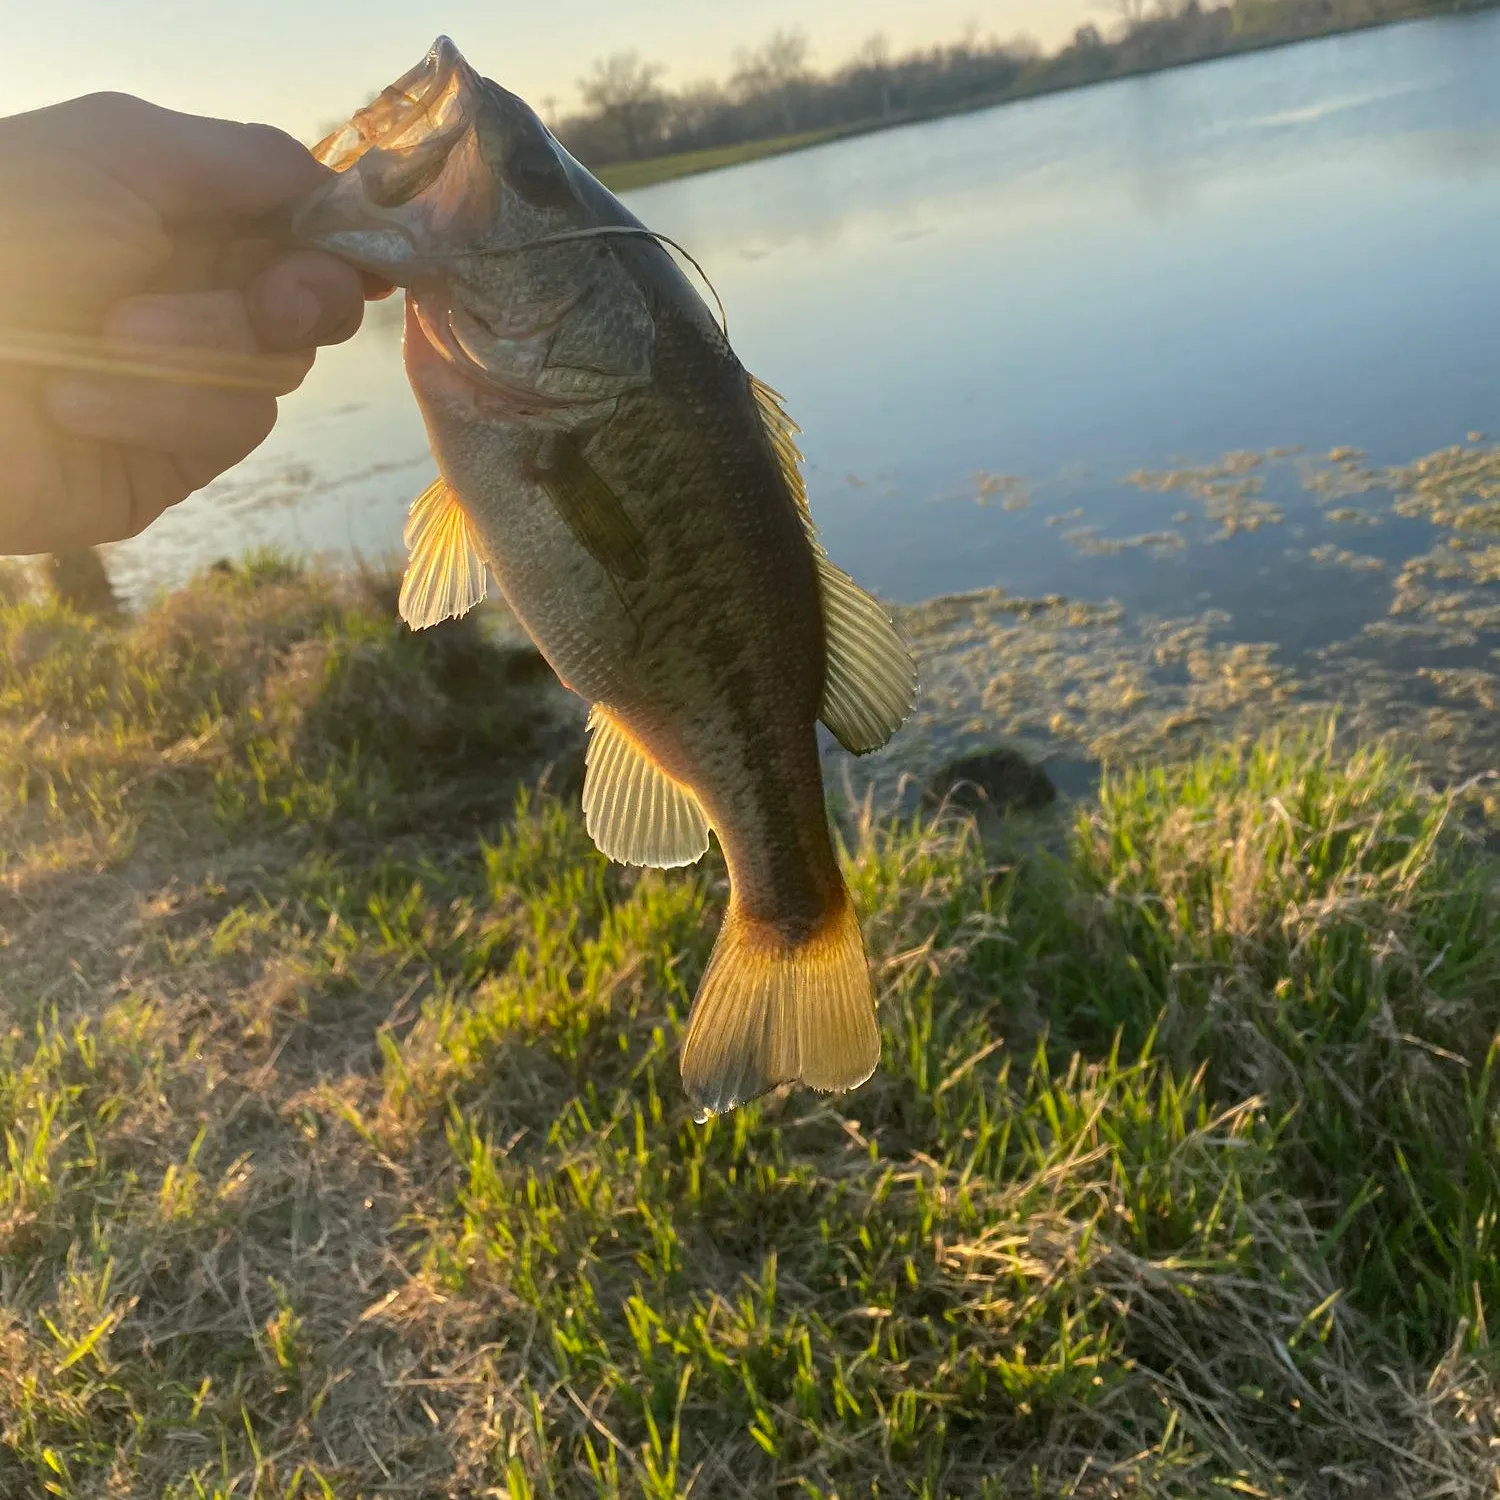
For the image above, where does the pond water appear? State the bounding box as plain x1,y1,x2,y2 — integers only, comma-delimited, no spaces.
104,13,1500,794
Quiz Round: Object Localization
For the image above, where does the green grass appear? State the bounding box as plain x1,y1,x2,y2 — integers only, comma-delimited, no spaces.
596,128,854,193
2,556,1500,1496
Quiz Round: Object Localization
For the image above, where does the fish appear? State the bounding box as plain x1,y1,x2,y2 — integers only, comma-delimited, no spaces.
290,37,918,1119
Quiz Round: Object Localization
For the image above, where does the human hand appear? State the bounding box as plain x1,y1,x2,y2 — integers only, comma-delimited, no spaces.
0,93,389,556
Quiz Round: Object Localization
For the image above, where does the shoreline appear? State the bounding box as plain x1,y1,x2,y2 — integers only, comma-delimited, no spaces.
598,4,1496,194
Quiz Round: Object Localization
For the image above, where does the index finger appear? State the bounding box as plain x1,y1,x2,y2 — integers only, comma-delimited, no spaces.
2,93,329,225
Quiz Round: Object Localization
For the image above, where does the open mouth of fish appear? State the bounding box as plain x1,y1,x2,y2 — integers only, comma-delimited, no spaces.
309,35,476,175
289,35,585,413
287,35,494,277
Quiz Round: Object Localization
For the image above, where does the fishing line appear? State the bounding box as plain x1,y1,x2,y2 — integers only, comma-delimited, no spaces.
426,227,730,339
518,228,728,339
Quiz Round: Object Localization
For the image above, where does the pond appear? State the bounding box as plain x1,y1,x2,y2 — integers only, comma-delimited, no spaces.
104,12,1500,795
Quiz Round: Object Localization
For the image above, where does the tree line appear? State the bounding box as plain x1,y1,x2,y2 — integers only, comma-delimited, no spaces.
554,0,1491,167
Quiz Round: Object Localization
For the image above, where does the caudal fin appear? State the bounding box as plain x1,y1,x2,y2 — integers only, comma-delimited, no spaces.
680,888,880,1121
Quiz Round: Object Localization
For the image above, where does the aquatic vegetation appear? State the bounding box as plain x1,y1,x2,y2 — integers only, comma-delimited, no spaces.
1418,665,1500,713
1124,451,1284,537
3,567,1499,1494
887,436,1500,818
1390,443,1500,533
972,471,1031,510
887,587,1301,792
1307,543,1385,572
889,560,1500,817
1060,525,1187,556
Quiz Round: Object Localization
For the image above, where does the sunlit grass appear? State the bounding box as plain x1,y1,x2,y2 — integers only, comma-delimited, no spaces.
597,128,852,193
1,557,1498,1496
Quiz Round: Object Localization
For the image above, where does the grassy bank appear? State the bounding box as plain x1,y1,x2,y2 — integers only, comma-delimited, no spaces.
597,129,852,193
3,557,1500,1496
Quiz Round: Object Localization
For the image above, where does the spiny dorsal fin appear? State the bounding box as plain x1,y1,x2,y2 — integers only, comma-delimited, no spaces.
816,557,919,754
748,373,809,518
748,370,917,754
534,433,649,582
399,477,488,630
583,706,711,869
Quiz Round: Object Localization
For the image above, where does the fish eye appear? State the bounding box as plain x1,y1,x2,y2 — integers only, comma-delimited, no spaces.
362,143,449,208
505,136,571,210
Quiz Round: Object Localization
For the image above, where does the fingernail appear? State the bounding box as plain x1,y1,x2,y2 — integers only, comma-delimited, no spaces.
48,380,114,428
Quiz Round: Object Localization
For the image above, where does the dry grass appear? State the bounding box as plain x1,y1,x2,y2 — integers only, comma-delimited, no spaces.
2,559,1500,1497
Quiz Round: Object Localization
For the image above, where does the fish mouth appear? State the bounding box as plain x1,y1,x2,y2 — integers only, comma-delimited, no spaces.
288,36,489,275
310,36,477,172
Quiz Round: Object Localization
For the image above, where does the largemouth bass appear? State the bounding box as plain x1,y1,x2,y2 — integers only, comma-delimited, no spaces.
291,38,917,1119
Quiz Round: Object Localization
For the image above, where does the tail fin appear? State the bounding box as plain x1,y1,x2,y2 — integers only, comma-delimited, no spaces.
680,887,880,1121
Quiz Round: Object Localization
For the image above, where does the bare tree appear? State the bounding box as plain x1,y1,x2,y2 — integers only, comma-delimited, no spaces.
848,33,895,119
852,32,890,70
577,52,667,159
731,29,811,132
732,29,810,91
555,10,1266,174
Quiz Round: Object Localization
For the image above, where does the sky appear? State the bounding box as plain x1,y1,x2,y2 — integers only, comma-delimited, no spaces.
4,0,1105,143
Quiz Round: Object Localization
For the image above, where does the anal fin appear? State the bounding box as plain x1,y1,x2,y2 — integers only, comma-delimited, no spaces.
398,477,489,630
582,706,711,869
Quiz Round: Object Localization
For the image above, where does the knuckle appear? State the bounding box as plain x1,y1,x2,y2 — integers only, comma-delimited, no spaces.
70,91,157,132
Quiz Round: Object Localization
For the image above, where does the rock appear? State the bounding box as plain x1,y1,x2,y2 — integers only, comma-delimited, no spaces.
924,746,1056,814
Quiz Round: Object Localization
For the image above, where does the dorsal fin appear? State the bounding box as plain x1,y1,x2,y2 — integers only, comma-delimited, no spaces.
815,559,919,754
748,371,918,755
398,477,489,630
582,706,712,869
748,373,810,519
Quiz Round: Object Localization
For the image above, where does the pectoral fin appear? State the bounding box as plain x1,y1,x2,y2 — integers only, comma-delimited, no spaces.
398,477,489,630
582,706,711,868
534,434,649,582
748,371,917,753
